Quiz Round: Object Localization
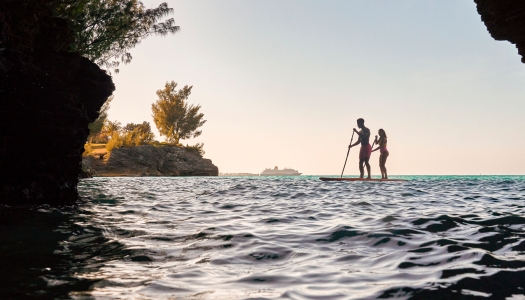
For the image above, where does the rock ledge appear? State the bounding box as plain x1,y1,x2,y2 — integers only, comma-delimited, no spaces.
474,0,525,63
83,145,218,177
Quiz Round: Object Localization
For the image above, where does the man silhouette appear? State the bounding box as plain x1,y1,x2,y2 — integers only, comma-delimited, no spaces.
348,118,372,179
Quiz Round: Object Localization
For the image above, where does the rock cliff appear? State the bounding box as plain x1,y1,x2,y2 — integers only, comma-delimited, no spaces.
83,145,218,177
474,0,525,63
0,0,115,204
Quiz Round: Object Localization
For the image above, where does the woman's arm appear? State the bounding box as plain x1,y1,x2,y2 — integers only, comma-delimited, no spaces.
372,137,383,152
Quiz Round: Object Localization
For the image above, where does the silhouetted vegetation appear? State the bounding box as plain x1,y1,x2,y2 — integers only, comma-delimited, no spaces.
88,96,113,143
182,143,205,156
50,0,179,72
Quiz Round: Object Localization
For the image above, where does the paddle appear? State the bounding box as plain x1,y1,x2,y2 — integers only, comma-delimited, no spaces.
340,130,355,178
372,135,378,152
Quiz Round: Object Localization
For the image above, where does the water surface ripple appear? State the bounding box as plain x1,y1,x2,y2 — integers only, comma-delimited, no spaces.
2,176,525,299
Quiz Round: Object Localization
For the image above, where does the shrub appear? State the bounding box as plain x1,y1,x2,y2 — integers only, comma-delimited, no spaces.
122,122,155,146
106,132,124,152
105,121,156,152
83,142,93,156
183,143,205,157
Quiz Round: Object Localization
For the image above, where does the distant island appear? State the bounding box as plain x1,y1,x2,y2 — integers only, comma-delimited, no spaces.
219,167,302,177
220,173,259,176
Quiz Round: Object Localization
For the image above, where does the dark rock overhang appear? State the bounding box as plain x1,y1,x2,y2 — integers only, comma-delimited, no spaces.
474,0,525,63
0,0,115,204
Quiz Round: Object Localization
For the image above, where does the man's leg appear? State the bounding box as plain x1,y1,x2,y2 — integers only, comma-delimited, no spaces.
364,157,371,179
359,158,365,178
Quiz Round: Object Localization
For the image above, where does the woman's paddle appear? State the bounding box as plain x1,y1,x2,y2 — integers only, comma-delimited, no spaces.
340,131,355,178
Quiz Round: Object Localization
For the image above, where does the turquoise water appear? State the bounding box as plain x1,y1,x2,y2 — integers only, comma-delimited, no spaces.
277,175,525,180
228,175,525,180
1,175,525,299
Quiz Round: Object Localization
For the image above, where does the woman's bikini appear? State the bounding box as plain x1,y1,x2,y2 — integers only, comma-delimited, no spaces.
378,137,388,154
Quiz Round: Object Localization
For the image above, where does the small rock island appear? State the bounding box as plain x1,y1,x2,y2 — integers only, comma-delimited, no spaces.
83,145,218,177
82,81,218,178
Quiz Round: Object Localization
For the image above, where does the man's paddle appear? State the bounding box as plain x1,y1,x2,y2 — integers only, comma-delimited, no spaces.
340,131,355,178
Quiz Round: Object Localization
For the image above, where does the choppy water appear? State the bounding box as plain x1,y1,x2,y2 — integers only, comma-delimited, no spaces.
2,176,525,299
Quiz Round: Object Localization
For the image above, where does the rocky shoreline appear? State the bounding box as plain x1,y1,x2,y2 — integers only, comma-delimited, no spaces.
0,0,114,204
82,145,218,177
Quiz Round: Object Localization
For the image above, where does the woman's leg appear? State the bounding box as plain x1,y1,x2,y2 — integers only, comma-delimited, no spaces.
381,152,389,179
379,154,385,178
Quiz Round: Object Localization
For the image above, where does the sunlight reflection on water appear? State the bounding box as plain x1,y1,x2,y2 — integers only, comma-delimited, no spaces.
1,176,525,299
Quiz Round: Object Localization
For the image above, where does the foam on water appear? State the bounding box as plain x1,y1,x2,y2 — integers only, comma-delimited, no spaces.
1,176,525,299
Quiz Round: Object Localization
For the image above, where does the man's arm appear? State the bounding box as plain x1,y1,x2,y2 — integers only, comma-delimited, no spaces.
353,128,363,137
349,137,361,148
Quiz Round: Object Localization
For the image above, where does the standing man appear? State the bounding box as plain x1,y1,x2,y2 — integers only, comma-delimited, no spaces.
348,118,372,179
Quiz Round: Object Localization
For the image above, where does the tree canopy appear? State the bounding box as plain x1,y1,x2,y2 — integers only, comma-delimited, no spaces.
122,121,155,145
50,0,179,72
103,120,122,138
151,81,206,145
104,120,155,151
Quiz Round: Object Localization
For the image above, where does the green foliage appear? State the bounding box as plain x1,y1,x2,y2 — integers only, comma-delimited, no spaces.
151,81,206,145
88,95,113,142
105,132,123,152
83,142,93,156
122,121,155,146
50,0,179,72
143,140,205,157
183,143,205,157
103,120,122,137
92,119,121,144
105,121,155,152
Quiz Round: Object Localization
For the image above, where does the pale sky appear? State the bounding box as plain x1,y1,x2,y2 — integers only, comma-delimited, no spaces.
109,0,525,175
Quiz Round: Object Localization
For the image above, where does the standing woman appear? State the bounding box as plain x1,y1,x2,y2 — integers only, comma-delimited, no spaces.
372,129,389,179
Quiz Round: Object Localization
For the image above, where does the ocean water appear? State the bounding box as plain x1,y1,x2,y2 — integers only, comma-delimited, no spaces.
1,176,525,299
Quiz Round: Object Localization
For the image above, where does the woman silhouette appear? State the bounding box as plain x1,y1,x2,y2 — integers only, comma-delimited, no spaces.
372,129,389,179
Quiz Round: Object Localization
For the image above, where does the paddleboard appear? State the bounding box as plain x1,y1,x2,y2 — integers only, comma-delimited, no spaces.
319,177,407,182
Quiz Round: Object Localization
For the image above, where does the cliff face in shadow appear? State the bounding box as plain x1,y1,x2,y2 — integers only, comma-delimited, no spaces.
0,0,115,204
83,145,219,177
474,0,525,63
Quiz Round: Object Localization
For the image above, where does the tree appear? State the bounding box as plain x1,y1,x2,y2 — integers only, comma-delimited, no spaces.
122,121,155,145
50,0,179,72
151,81,206,145
103,120,122,137
87,95,113,142
104,120,155,151
102,120,122,151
